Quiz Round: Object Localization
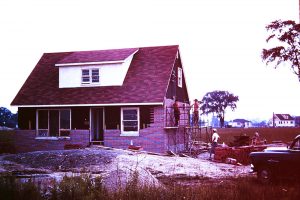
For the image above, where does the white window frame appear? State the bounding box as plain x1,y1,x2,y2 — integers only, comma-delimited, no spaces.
178,67,182,88
120,107,140,136
81,68,100,85
36,109,71,138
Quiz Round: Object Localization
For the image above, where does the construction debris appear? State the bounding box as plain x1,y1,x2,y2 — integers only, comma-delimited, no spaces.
214,145,267,165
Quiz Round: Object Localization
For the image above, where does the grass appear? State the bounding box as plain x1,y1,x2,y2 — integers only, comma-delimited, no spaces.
0,175,300,200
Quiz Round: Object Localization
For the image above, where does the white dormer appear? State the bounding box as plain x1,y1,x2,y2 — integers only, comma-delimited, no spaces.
56,49,138,88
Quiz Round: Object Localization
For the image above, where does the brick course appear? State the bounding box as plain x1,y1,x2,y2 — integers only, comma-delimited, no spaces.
15,130,90,153
104,105,187,153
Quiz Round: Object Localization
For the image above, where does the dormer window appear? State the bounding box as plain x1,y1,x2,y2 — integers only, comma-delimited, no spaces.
81,69,100,85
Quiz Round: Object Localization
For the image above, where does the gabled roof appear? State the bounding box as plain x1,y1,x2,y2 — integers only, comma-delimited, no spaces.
274,114,294,120
11,45,180,106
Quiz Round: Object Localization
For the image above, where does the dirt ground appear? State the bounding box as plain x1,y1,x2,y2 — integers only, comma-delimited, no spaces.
0,146,253,189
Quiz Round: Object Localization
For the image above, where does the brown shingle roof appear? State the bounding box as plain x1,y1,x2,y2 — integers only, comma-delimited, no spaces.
274,114,294,120
11,45,179,106
56,48,139,64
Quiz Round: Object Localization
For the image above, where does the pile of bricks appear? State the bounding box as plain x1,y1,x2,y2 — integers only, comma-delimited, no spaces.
214,145,267,165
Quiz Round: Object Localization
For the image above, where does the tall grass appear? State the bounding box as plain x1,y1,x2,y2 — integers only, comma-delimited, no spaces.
1,175,299,200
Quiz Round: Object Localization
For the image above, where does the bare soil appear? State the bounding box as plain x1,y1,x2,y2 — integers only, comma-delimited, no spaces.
0,146,253,188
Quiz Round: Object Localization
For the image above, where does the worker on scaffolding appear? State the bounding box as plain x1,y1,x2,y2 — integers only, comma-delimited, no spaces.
173,99,180,126
191,99,200,126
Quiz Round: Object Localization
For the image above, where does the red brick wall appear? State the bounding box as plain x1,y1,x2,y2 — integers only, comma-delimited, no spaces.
15,130,90,153
104,106,186,153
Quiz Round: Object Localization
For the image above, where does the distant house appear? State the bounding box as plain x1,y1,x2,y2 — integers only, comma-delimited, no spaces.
269,114,295,127
11,45,190,153
295,116,300,127
229,119,252,128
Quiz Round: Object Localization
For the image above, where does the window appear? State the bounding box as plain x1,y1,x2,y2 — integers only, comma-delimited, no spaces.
37,109,71,137
178,67,182,88
121,107,139,136
82,69,90,84
91,69,99,83
81,68,100,84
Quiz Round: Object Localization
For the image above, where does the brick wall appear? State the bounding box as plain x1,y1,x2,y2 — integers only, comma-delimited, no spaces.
104,105,187,153
15,130,90,153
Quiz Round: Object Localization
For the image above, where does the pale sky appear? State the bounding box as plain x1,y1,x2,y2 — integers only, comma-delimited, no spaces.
0,0,299,121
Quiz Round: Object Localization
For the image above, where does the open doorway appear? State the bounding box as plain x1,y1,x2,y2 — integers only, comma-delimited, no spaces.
91,108,104,143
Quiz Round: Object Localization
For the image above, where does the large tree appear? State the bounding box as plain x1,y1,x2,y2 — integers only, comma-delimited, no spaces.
262,20,300,81
200,90,239,128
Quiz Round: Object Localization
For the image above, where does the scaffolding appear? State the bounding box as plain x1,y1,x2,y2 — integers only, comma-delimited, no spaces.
164,106,212,153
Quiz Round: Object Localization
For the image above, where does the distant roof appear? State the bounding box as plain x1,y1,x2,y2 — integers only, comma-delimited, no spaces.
56,48,139,65
11,45,180,106
233,119,251,123
274,114,294,120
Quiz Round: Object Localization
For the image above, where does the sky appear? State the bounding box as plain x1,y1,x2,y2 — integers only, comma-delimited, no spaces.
0,0,299,121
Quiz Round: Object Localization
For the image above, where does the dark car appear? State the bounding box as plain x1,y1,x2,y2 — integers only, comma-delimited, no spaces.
249,134,300,183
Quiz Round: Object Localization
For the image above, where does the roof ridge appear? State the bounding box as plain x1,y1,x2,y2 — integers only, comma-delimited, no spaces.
44,45,179,54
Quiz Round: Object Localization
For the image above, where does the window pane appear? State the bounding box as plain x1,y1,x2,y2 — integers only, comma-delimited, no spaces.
92,75,99,83
178,68,182,87
123,121,138,131
60,110,70,129
123,110,137,120
38,110,48,129
82,77,90,83
92,69,99,75
82,69,89,76
124,121,138,126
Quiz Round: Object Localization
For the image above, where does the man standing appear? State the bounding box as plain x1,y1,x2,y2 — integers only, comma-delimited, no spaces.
191,99,199,126
173,99,180,126
209,128,220,160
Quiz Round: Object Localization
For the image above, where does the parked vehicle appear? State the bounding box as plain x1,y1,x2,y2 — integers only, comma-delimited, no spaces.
250,135,300,183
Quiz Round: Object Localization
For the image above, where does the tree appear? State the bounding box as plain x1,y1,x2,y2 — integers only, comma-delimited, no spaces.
0,107,18,128
200,90,239,128
262,20,300,81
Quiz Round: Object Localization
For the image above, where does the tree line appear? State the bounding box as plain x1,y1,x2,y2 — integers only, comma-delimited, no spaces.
0,107,18,128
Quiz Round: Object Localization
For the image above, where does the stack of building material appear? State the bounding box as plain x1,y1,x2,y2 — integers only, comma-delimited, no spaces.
214,145,267,165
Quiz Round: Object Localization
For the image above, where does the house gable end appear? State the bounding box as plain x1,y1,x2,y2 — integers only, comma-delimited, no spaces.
165,50,189,103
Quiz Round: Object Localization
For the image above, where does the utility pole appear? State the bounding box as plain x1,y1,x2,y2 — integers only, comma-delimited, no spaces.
273,112,275,127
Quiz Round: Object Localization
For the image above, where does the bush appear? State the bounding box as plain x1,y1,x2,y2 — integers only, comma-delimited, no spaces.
0,176,42,200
